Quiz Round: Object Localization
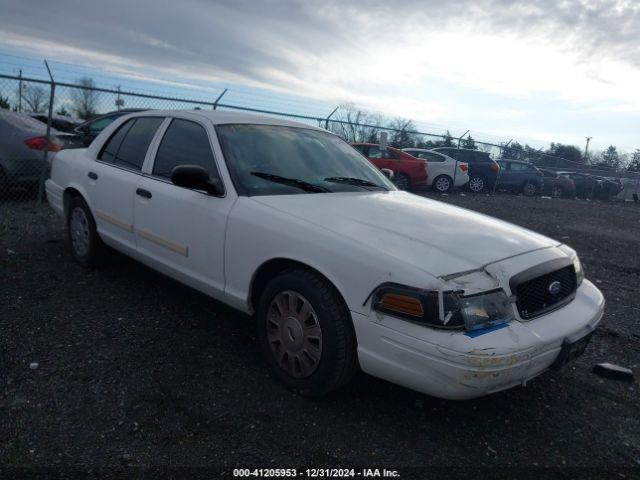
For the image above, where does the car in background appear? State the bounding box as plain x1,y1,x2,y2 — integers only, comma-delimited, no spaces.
592,175,624,200
539,168,576,198
556,171,605,199
430,147,499,193
402,148,469,192
351,143,427,190
495,159,544,196
73,109,147,147
0,111,83,192
27,112,82,133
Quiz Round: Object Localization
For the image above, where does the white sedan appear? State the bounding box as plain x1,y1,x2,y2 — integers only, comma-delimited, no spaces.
46,110,604,400
403,148,469,192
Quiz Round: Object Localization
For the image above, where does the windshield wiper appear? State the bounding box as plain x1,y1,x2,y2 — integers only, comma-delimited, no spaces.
324,176,387,190
251,172,331,193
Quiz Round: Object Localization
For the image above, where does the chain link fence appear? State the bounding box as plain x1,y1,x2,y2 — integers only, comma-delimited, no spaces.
1,72,639,203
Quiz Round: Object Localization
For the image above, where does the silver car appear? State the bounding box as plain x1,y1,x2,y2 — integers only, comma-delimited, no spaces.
0,110,82,195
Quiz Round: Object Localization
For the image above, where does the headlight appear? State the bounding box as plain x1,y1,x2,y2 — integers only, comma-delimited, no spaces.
459,290,513,331
558,244,584,286
573,255,584,286
371,284,513,331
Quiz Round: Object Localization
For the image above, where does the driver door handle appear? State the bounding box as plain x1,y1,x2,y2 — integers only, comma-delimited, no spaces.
136,188,152,199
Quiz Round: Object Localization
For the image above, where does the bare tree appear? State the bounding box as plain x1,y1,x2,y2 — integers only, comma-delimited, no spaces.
326,104,384,143
71,77,99,120
21,84,49,112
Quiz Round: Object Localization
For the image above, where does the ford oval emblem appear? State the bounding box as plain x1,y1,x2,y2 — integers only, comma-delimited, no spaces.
548,281,562,295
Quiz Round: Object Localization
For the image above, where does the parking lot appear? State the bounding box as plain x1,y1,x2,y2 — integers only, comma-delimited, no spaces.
1,193,639,472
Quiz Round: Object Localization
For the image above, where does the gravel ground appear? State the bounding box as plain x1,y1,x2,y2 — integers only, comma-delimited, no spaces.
1,194,639,476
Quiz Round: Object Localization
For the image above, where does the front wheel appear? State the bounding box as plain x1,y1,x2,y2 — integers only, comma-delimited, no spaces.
468,175,485,193
433,175,453,193
256,269,358,396
393,172,411,190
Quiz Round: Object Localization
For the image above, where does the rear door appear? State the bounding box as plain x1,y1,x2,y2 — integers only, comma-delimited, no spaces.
367,145,393,171
496,160,513,188
133,117,234,299
87,116,163,254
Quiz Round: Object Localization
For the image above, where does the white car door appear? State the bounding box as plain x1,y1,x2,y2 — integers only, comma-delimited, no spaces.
86,116,164,254
419,151,450,184
133,117,235,300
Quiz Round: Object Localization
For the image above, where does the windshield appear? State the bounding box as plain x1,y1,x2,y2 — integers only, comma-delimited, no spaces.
216,124,395,196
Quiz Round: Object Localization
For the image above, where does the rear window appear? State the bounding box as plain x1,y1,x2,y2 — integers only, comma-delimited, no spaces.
99,117,163,171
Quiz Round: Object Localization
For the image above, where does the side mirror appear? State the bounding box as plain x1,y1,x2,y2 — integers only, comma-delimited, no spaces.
170,165,224,196
381,168,394,180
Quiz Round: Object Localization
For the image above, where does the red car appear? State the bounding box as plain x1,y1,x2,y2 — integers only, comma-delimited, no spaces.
351,143,428,190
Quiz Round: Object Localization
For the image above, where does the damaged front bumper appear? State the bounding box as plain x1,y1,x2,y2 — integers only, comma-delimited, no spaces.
352,279,604,400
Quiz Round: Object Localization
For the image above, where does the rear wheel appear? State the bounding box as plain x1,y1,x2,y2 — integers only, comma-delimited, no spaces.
257,269,358,396
468,175,485,193
551,184,564,198
67,196,108,268
433,175,453,193
522,181,538,196
393,172,410,190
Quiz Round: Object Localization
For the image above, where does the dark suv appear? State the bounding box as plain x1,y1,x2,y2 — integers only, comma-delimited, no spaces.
431,147,499,193
495,159,544,196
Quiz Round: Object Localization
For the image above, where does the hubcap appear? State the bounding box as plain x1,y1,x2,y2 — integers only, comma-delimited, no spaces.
552,186,562,198
524,183,536,195
469,177,484,192
69,207,90,257
435,177,451,192
266,291,322,378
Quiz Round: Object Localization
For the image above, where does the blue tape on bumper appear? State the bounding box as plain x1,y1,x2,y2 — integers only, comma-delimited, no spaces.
464,322,509,338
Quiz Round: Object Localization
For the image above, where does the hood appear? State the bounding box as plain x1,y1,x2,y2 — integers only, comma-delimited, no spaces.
252,191,560,277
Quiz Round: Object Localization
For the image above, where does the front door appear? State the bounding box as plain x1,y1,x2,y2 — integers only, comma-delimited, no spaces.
133,117,234,299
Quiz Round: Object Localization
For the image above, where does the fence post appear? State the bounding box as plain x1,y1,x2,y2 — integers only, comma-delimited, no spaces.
213,88,228,110
324,106,339,130
37,60,55,204
18,69,23,113
453,130,469,193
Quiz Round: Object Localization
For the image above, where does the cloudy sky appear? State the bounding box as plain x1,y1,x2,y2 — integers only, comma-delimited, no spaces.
1,0,639,151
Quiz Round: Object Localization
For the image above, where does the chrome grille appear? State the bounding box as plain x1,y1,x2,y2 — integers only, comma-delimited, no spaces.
514,265,577,319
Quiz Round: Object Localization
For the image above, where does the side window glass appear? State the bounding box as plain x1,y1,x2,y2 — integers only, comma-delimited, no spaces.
425,152,444,162
368,146,383,159
88,116,118,134
387,149,398,159
153,119,219,180
99,119,135,163
114,117,163,171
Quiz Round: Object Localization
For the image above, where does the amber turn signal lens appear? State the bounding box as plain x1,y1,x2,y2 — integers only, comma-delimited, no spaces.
378,293,424,317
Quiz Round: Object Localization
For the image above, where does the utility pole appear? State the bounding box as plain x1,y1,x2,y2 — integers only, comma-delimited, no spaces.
584,136,592,162
18,69,23,112
115,86,124,110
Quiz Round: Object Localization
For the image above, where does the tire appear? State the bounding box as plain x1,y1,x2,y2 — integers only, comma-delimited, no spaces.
66,196,108,268
393,172,411,190
522,181,538,196
433,175,453,193
551,185,564,198
256,269,358,396
468,175,485,193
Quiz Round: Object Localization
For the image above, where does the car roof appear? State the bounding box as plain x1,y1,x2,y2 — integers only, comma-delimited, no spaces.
501,159,533,165
125,109,326,131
